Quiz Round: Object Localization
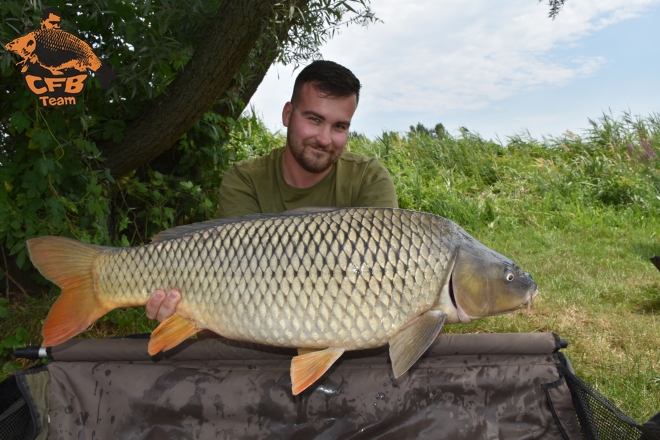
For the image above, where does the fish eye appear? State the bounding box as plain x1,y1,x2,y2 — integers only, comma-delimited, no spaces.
506,272,514,282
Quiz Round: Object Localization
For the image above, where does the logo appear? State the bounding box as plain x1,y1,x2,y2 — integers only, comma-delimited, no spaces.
4,7,116,106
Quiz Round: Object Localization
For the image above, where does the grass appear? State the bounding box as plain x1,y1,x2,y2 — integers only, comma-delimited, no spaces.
1,111,659,422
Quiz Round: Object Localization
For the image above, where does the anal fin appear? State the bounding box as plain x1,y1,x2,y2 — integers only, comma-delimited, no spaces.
389,310,447,378
291,347,345,395
148,314,200,355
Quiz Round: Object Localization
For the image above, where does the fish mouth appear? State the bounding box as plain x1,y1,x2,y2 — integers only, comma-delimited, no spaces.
523,287,538,305
521,288,539,315
490,287,538,316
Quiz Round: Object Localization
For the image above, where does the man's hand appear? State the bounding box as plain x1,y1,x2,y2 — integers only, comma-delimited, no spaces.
145,288,219,338
145,289,181,322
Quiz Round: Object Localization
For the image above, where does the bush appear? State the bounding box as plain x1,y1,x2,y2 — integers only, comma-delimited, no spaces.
348,112,660,234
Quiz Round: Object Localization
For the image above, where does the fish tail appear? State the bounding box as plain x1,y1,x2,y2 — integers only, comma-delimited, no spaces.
27,236,113,347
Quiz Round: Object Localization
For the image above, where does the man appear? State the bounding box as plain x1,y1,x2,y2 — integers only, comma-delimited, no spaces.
146,60,397,321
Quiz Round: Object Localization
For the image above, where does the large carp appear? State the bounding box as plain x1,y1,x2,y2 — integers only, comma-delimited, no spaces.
27,207,537,395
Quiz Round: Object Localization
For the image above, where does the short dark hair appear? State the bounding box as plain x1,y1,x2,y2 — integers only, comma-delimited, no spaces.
41,7,62,21
291,60,361,105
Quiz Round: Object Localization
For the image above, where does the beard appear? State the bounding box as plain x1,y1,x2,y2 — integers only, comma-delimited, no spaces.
287,132,342,174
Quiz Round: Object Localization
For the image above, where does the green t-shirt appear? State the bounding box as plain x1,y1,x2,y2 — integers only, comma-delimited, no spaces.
217,147,398,218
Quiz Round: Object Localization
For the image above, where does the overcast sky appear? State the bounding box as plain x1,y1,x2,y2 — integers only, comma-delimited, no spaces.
249,0,660,141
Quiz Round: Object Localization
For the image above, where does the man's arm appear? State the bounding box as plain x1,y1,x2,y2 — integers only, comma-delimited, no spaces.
216,164,262,219
354,159,398,208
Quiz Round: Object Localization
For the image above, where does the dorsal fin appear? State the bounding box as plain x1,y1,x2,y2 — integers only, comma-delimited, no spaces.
151,208,343,242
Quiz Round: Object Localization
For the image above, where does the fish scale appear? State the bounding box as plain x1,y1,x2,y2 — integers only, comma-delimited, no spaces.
93,208,447,349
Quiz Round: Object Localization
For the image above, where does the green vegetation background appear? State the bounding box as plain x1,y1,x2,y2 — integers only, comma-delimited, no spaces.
1,111,659,422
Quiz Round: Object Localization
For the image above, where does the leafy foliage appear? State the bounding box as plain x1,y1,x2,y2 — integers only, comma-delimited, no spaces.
0,297,31,373
349,111,660,234
108,112,281,243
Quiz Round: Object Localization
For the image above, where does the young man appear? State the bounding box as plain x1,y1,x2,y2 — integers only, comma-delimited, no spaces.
146,60,397,321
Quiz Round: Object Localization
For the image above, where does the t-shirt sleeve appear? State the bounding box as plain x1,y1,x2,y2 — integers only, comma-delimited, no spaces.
354,159,399,208
216,165,262,219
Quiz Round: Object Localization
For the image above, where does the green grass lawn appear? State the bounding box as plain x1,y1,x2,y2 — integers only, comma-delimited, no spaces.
1,112,659,422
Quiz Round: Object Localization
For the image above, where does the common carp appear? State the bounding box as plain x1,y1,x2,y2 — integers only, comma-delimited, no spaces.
27,207,537,395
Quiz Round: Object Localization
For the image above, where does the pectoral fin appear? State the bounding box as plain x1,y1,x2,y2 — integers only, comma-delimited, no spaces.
389,310,447,378
148,314,200,355
290,347,345,395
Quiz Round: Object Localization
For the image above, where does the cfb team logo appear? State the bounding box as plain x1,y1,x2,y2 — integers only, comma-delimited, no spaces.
4,8,116,106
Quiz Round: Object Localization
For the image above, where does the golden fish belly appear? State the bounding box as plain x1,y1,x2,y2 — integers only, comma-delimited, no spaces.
95,209,455,350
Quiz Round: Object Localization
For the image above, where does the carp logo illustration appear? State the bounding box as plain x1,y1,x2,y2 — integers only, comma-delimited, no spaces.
4,7,116,106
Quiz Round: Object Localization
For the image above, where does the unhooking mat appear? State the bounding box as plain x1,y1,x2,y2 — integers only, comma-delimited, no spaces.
1,332,659,439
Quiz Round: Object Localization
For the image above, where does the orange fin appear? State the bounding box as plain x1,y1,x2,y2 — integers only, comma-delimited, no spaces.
290,347,344,395
148,314,200,355
26,236,111,347
297,348,321,356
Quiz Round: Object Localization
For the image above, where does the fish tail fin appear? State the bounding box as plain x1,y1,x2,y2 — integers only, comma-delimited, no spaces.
27,236,113,347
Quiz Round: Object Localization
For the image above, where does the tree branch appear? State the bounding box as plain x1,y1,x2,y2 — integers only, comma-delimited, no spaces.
543,0,567,19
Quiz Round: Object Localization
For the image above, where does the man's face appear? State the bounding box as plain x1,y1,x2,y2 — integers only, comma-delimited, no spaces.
282,82,357,174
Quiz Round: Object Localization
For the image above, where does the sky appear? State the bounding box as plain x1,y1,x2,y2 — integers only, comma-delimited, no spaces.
249,0,660,141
